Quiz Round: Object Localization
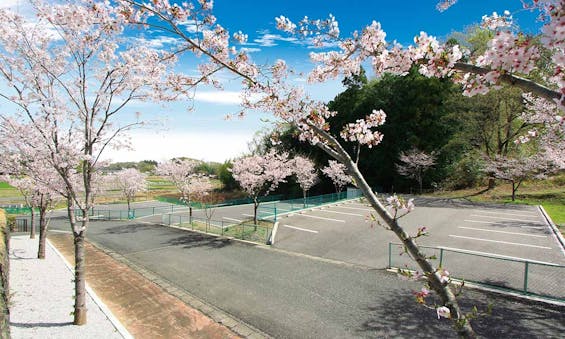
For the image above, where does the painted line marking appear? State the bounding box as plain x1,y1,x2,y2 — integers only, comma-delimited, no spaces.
473,210,538,217
458,226,547,238
223,217,243,223
463,220,544,228
298,214,346,223
469,214,543,223
317,210,364,217
282,224,319,233
449,235,552,249
333,206,374,212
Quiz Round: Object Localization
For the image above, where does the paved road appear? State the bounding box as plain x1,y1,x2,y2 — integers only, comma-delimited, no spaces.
47,218,565,338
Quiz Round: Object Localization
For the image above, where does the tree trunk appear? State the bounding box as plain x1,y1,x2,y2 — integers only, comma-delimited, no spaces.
29,207,35,239
488,178,496,189
37,208,48,259
253,198,258,228
511,180,516,202
73,230,87,325
303,190,307,208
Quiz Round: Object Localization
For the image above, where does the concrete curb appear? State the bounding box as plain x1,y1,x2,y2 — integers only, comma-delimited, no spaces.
539,205,565,257
47,239,133,339
267,221,279,245
86,238,272,339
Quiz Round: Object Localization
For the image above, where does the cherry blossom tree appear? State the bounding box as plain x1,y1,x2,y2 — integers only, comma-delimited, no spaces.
189,176,215,226
156,159,199,216
111,168,147,216
231,151,292,225
0,123,63,259
292,155,319,205
396,148,437,194
0,1,185,325
322,160,353,193
484,153,559,201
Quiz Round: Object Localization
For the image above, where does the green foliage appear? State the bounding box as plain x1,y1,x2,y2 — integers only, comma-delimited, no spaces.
195,161,221,176
217,161,238,191
442,151,485,190
0,210,10,338
0,182,13,189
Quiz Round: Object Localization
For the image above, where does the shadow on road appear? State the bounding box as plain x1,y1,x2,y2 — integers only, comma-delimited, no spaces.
104,223,155,234
357,289,565,338
161,231,232,250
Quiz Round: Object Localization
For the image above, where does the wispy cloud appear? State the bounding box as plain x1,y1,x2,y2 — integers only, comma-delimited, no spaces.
177,19,199,33
0,0,25,9
253,32,297,47
240,47,262,53
135,36,182,49
193,90,262,105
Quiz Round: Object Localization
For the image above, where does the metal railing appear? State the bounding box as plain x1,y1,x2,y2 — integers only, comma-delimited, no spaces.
258,188,363,221
162,214,272,244
388,242,565,302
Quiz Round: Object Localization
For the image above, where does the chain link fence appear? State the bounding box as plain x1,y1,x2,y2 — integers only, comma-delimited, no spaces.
388,242,565,302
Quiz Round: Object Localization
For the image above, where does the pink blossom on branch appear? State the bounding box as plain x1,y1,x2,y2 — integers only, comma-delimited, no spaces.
292,156,319,200
111,168,147,213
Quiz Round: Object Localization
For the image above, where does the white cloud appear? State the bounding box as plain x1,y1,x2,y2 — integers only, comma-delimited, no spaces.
135,36,182,49
101,131,252,163
177,20,199,33
254,33,297,47
0,0,24,9
192,91,263,105
240,47,262,53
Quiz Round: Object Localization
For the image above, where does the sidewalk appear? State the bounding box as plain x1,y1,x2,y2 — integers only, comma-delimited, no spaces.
10,233,239,338
9,235,124,338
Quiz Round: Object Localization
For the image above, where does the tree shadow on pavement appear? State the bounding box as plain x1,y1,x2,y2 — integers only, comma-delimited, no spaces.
161,232,232,250
104,223,155,234
357,287,565,338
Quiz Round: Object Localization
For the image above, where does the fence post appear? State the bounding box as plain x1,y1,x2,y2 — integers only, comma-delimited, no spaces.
241,224,245,240
274,207,277,222
523,262,529,293
439,248,444,267
388,243,392,268
221,221,224,236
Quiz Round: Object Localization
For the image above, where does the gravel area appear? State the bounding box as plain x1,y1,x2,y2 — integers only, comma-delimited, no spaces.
9,235,125,339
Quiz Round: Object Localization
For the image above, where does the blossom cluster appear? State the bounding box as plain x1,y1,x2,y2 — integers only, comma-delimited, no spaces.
340,109,386,148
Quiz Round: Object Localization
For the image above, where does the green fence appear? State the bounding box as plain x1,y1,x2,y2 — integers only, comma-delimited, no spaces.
257,188,363,221
162,214,272,244
156,194,284,208
76,204,190,221
388,242,565,302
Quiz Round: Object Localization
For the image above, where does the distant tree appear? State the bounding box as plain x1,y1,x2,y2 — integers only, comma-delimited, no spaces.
138,160,158,173
484,154,559,201
156,159,199,216
111,168,147,215
231,151,292,225
396,148,437,193
293,156,319,205
322,160,352,193
190,176,215,226
218,161,238,190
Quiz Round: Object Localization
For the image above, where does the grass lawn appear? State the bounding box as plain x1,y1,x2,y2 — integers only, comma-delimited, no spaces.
180,219,272,244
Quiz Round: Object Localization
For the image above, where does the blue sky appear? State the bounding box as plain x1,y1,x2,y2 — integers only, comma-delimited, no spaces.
0,0,543,163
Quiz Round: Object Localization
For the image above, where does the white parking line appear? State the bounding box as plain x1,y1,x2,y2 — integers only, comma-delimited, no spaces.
463,220,544,228
469,214,543,223
298,214,346,223
458,226,547,238
223,217,243,223
449,235,552,249
333,205,374,212
317,209,364,217
474,210,538,217
282,224,319,233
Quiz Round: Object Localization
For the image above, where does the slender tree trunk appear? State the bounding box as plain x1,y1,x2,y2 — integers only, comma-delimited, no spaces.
253,197,258,228
511,180,516,202
303,190,307,208
37,207,48,259
29,207,35,239
488,178,496,189
73,229,87,325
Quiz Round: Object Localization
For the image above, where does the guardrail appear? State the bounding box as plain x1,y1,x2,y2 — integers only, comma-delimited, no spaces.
162,214,272,244
388,242,565,302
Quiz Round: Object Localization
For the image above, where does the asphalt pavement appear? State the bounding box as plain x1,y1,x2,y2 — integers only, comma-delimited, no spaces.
47,216,565,338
